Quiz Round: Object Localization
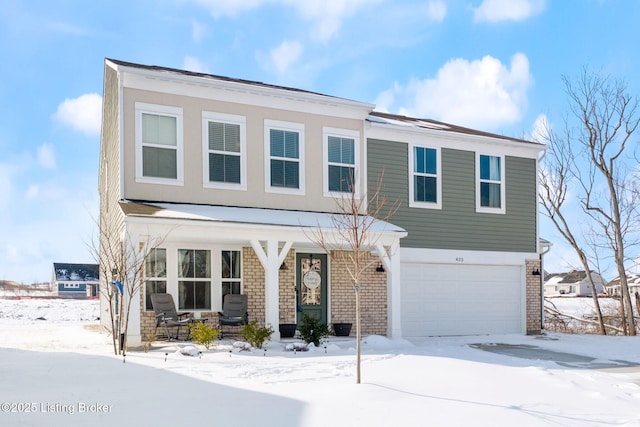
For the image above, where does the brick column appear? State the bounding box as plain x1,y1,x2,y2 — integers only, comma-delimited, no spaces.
525,259,542,335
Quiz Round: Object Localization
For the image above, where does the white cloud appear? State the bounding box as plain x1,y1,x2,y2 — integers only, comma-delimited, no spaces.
472,0,545,23
37,143,56,169
287,0,383,42
194,0,269,18
53,93,102,135
193,0,380,42
192,19,207,43
427,0,447,22
530,114,550,143
375,53,533,130
25,184,39,200
182,56,209,73
269,40,304,74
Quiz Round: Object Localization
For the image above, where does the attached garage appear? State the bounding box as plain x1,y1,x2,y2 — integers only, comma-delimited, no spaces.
400,262,523,336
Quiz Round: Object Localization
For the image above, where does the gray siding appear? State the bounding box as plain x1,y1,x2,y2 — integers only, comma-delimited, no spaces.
368,138,537,252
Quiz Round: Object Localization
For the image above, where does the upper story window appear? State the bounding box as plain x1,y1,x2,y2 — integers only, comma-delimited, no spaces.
264,119,305,195
409,144,441,209
135,103,183,185
202,111,246,190
476,153,505,214
323,127,359,197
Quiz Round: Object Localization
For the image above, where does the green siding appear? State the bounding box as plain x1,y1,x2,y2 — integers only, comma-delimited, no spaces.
368,138,537,252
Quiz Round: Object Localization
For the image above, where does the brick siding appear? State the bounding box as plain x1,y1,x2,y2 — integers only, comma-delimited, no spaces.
526,258,542,335
329,250,387,335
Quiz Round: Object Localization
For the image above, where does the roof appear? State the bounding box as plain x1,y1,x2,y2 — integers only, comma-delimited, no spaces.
368,111,542,146
107,59,546,148
607,274,640,286
53,263,99,282
106,58,365,106
545,270,604,284
119,200,406,235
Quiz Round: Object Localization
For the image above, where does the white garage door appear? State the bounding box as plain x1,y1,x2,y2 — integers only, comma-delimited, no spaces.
401,263,523,336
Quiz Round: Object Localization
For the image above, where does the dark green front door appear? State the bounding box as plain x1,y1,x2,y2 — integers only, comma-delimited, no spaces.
296,253,327,325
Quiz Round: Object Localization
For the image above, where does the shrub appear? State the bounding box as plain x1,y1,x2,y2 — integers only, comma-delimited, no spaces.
188,322,219,350
298,314,330,347
239,320,274,349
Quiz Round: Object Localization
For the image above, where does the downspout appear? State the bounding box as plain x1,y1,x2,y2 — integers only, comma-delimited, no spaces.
537,148,549,331
540,244,551,330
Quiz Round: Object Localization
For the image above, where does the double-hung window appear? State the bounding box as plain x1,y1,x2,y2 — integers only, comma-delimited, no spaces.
178,249,211,310
323,127,359,197
221,250,242,307
477,153,505,214
265,120,305,194
144,248,167,311
409,144,441,209
203,112,246,190
135,103,183,185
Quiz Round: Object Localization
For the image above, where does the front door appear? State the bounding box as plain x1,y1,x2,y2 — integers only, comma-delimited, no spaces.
296,253,328,325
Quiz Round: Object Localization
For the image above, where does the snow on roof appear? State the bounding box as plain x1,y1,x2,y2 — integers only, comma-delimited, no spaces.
368,111,542,146
120,201,406,235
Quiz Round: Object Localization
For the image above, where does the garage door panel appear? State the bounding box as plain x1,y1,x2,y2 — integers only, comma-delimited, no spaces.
401,263,522,336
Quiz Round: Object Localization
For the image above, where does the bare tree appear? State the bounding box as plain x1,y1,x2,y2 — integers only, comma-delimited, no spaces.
307,174,399,384
89,215,164,355
539,122,608,334
539,68,640,335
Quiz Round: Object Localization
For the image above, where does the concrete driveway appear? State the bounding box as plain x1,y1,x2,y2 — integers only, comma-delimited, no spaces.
469,342,640,370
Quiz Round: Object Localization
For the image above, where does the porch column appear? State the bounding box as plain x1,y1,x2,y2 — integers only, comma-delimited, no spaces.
125,230,142,348
377,240,402,338
250,240,293,340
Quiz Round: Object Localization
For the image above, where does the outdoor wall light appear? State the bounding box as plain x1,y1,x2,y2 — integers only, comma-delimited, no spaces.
532,269,541,276
376,263,385,273
280,262,288,270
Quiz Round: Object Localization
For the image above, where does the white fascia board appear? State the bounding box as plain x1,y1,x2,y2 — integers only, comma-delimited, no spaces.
400,247,538,266
124,215,405,248
115,64,374,121
367,121,545,159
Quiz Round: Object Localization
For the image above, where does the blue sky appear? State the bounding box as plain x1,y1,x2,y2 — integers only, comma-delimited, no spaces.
1,0,639,284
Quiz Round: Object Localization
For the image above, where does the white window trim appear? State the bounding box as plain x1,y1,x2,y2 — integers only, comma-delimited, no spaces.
408,143,442,209
135,102,184,186
322,127,360,199
202,111,247,191
264,119,305,195
475,152,506,214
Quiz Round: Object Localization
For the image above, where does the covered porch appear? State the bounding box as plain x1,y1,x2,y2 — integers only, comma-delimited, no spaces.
119,201,406,346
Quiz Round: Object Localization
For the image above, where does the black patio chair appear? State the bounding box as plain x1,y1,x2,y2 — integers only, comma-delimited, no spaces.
218,294,249,338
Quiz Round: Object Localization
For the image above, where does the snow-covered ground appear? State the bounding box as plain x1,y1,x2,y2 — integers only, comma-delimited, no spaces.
1,298,639,426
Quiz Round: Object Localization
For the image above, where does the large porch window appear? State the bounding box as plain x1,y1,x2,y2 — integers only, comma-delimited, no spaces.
178,249,211,310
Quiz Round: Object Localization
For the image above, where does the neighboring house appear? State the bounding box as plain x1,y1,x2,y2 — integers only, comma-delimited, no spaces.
52,263,100,298
99,59,545,346
544,270,606,297
606,274,640,297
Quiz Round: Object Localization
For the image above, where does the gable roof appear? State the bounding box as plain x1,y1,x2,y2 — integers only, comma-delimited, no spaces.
105,58,367,106
545,270,604,284
105,58,546,149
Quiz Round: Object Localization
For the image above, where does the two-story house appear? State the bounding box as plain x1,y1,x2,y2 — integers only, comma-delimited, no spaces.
99,59,545,346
